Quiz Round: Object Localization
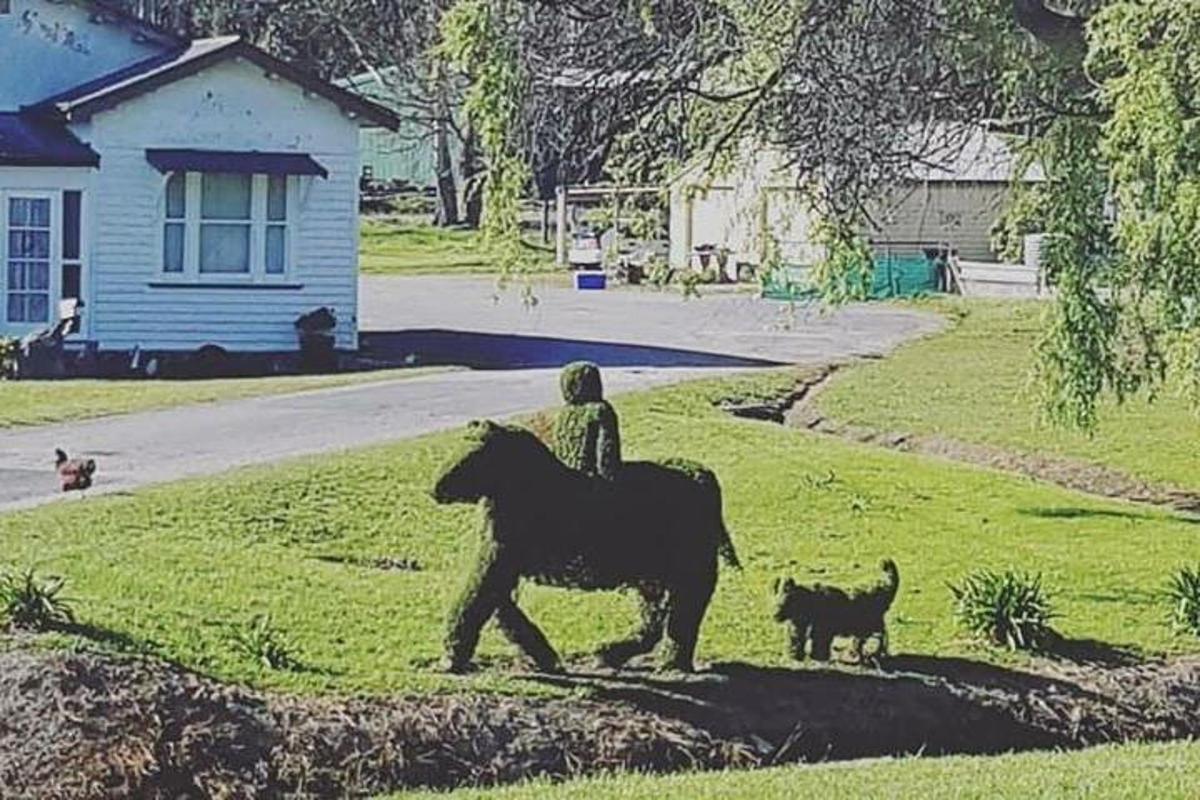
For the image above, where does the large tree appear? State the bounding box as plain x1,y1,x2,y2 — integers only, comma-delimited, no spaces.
449,0,1200,429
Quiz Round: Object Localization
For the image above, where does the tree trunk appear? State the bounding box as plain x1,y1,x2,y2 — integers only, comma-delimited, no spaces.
461,123,484,229
433,112,460,227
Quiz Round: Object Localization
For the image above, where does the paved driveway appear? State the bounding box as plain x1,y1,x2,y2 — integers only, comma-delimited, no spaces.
0,277,941,513
359,276,940,367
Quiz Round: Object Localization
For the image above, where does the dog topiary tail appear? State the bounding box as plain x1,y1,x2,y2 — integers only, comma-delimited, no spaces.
879,558,900,603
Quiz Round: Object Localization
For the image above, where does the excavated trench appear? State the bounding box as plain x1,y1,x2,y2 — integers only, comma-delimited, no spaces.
4,645,1200,798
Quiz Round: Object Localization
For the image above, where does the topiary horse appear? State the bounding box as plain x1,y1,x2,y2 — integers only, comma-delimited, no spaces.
433,420,739,674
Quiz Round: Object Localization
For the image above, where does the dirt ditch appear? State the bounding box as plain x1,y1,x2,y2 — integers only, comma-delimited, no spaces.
718,365,1200,515
3,646,1200,798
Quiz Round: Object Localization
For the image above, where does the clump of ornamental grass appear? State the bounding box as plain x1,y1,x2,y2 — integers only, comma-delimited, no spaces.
1166,565,1200,638
231,614,299,671
950,568,1057,652
0,567,75,631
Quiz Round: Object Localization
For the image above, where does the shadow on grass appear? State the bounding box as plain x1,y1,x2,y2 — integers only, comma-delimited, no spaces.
311,554,424,572
56,620,156,655
1039,635,1144,668
1019,506,1200,525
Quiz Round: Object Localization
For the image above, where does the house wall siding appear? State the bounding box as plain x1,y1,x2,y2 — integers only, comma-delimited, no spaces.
75,58,362,351
0,0,167,109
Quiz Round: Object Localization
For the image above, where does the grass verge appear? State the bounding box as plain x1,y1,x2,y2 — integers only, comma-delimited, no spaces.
0,367,445,429
2,370,1198,696
397,740,1200,800
817,299,1200,491
360,218,555,276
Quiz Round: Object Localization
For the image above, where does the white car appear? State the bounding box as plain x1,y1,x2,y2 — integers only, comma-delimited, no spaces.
568,229,604,269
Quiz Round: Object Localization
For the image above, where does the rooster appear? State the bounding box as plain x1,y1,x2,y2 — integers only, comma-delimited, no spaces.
55,449,96,493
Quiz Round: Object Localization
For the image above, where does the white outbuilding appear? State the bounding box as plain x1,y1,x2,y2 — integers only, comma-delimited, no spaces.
668,126,1041,274
1,0,398,354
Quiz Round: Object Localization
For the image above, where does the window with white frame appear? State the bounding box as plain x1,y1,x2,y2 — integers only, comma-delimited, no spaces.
162,172,291,279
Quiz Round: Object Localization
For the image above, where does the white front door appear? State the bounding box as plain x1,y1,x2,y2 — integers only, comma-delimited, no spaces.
1,192,58,337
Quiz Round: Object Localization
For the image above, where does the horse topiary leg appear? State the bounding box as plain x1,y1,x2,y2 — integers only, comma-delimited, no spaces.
444,539,517,673
595,585,666,669
660,562,717,672
495,599,563,673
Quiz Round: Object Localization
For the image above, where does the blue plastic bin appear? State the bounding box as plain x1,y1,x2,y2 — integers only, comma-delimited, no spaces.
575,271,607,290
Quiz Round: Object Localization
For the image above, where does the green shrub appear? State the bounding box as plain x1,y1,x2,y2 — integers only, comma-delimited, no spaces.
949,569,1057,651
1167,565,1200,638
0,568,74,631
231,614,298,670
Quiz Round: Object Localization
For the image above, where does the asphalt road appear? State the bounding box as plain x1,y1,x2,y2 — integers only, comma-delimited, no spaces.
0,277,942,512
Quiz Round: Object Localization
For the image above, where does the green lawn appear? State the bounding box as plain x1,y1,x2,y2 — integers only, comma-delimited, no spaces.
360,218,556,276
0,367,444,429
398,741,1200,799
3,370,1198,696
818,299,1200,491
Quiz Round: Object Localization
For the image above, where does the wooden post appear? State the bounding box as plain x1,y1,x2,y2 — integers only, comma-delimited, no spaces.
555,186,568,267
682,188,694,270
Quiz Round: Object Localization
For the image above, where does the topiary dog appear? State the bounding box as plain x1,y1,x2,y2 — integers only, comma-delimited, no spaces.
774,559,899,664
433,420,739,674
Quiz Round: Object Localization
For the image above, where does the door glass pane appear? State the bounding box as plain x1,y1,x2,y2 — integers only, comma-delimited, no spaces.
27,198,49,227
201,173,251,220
265,225,286,274
28,262,49,290
165,173,186,219
199,224,250,273
267,175,287,221
163,222,185,273
6,198,51,324
27,293,48,322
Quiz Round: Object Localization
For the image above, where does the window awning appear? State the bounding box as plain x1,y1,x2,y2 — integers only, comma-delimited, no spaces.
145,149,328,178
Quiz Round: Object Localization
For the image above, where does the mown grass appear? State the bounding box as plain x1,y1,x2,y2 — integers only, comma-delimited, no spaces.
397,741,1200,800
0,367,444,429
817,299,1200,491
2,370,1198,696
360,218,555,276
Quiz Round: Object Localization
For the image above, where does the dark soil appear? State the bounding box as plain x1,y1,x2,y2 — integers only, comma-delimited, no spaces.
3,646,1200,798
721,367,1200,515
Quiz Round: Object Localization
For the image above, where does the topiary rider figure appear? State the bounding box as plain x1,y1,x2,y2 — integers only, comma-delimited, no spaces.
552,361,621,480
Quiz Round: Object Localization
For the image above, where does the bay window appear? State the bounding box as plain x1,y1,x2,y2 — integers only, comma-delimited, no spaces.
161,171,292,280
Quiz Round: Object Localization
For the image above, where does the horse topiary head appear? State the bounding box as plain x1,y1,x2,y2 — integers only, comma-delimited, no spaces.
432,420,551,504
560,361,603,405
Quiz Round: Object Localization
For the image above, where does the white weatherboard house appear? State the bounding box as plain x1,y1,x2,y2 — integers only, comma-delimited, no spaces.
0,0,397,353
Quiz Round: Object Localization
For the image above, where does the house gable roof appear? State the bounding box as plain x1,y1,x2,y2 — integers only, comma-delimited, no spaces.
33,36,401,131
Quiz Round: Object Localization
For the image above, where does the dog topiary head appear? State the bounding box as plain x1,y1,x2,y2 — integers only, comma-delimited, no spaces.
560,361,603,404
772,577,812,623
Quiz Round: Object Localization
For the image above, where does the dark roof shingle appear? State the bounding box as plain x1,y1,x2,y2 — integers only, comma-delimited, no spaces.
0,113,99,167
